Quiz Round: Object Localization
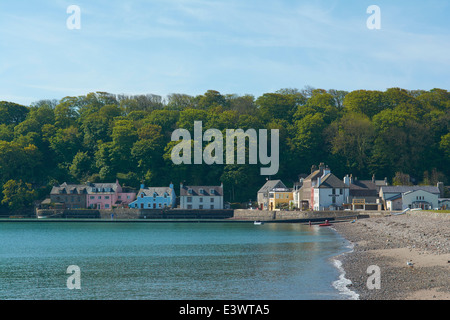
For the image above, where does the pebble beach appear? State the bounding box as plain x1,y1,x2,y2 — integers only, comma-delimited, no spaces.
332,212,450,300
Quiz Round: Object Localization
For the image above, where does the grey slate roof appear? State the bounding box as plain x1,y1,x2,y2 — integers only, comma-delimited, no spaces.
50,183,87,195
318,173,347,189
140,187,173,197
349,180,378,197
180,185,223,197
258,180,286,193
381,186,440,194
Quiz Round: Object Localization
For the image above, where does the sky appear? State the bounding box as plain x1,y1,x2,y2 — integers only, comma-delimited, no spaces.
0,0,449,106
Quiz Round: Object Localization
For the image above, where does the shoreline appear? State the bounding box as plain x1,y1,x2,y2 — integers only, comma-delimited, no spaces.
331,213,450,300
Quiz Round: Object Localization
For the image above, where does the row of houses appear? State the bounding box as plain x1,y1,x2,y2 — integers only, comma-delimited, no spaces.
257,163,448,211
41,181,225,210
41,162,448,212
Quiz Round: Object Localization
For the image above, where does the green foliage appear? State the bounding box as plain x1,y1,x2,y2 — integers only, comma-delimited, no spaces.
1,180,37,210
0,87,448,209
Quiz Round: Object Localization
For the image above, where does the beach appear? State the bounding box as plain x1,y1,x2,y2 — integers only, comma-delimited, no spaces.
332,212,450,300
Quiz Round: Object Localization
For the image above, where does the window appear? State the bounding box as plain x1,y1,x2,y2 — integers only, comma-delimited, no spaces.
90,196,94,199
340,189,343,195
105,204,110,208
210,189,215,194
127,196,130,199
188,188,193,194
210,205,214,209
187,204,192,209
199,205,203,209
200,197,203,203
210,197,214,203
187,197,192,203
276,194,279,199
158,203,162,208
141,193,144,198
148,203,151,208
199,188,204,194
118,196,122,199
105,196,110,199
98,196,102,199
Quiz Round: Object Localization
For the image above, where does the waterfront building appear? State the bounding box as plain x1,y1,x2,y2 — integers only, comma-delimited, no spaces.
179,183,224,209
268,187,293,210
312,172,349,211
299,163,349,211
86,180,136,209
380,185,441,211
343,175,387,210
257,179,286,210
128,183,176,209
49,183,88,209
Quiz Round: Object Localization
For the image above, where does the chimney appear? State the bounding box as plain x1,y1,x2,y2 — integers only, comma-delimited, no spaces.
437,182,444,198
317,176,321,187
372,174,376,183
322,165,331,177
311,165,318,173
319,162,325,174
350,174,354,184
344,175,350,186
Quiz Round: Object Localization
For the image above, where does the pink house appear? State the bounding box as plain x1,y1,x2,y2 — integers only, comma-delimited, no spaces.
86,180,136,210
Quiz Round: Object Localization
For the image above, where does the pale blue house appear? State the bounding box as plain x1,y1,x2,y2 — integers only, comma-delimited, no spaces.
128,183,176,209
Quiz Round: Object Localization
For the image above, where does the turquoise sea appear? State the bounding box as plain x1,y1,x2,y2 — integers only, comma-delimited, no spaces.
0,222,355,300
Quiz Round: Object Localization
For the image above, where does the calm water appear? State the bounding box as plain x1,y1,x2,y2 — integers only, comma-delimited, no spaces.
0,222,353,300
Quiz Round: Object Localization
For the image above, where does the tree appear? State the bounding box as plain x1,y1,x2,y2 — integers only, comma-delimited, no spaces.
1,180,37,210
256,92,301,122
325,113,374,175
0,101,29,125
343,90,385,118
69,151,93,181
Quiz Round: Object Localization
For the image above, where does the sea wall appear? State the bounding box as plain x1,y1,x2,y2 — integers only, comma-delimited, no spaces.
36,208,234,220
232,209,389,221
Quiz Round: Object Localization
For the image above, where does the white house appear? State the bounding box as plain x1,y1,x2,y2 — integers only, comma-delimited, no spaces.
312,172,349,211
380,185,441,211
179,183,224,210
402,189,439,210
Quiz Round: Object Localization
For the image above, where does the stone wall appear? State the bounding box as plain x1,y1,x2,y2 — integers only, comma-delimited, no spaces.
233,209,387,221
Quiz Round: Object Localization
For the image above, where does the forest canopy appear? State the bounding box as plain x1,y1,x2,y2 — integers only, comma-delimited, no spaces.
0,87,449,209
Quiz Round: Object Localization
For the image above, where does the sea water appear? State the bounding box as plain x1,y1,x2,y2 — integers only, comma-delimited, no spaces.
0,222,356,300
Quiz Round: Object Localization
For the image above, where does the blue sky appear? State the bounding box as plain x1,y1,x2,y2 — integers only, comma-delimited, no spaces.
0,0,449,105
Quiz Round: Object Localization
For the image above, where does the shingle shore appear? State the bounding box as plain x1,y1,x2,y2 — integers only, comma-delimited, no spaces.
332,213,450,300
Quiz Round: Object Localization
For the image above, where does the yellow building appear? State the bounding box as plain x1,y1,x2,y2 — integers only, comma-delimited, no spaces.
268,188,293,210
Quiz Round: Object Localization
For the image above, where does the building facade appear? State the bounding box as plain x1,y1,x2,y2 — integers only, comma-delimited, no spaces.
179,183,224,209
49,183,88,209
380,185,441,211
257,180,286,210
86,181,136,210
128,183,176,209
268,187,293,210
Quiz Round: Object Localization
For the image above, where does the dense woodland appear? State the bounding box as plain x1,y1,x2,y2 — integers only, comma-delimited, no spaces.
0,87,449,210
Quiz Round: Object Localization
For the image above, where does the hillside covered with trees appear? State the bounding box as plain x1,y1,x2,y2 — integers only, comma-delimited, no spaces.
0,87,449,210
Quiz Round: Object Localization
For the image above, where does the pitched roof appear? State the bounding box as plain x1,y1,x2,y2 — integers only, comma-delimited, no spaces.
139,187,173,197
318,173,347,189
258,180,286,193
180,185,223,197
50,183,87,195
349,180,378,197
381,186,440,194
